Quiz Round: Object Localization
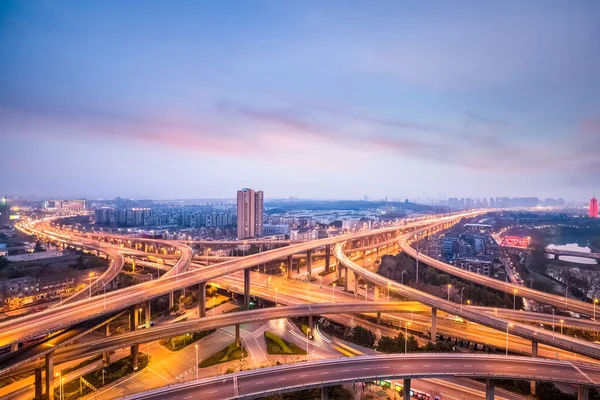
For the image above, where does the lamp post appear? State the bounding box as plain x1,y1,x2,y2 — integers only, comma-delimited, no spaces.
505,323,513,356
88,272,94,298
195,344,199,381
306,328,311,362
405,322,411,354
401,270,406,285
513,289,517,310
332,283,336,303
387,283,391,302
560,319,564,335
447,284,451,301
56,372,62,400
102,370,106,386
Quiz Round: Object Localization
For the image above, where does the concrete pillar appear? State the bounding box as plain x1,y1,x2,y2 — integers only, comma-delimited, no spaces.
103,351,110,366
10,342,18,352
376,312,381,325
431,307,437,341
144,300,151,328
578,386,590,400
287,255,293,279
244,268,251,310
325,245,331,272
169,291,174,309
130,305,139,331
354,274,359,295
45,351,54,400
321,386,328,400
403,379,411,400
486,379,494,400
131,344,139,371
105,322,111,337
336,264,342,280
344,267,349,291
531,340,538,357
34,368,42,400
198,282,206,318
309,314,314,339
235,324,241,347
307,249,313,279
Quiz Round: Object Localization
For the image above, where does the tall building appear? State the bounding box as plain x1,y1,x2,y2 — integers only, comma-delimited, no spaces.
0,196,10,228
237,188,264,239
590,196,599,218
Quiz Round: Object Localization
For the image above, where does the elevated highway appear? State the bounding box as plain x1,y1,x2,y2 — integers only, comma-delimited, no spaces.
123,354,600,400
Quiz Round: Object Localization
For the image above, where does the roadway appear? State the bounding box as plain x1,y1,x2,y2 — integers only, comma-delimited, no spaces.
122,354,600,399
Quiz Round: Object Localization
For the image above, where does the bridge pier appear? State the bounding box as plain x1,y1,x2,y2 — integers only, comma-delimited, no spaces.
344,267,349,291
307,249,313,279
235,324,241,347
578,386,590,400
486,379,494,400
10,342,18,352
287,255,293,279
325,245,331,272
131,344,139,371
431,307,437,340
403,378,411,400
198,282,206,318
354,274,359,295
103,351,111,366
34,368,42,400
169,291,174,309
376,312,381,325
144,300,151,328
130,305,139,331
45,351,54,400
244,268,251,310
105,322,110,337
309,315,314,339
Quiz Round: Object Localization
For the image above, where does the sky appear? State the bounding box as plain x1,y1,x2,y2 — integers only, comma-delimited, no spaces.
1,1,599,201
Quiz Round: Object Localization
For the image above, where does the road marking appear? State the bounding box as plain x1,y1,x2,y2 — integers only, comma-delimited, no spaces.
299,374,308,377
485,365,492,368
570,362,596,384
255,381,264,384
422,365,430,367
361,368,371,371
402,365,410,368
278,378,287,381
443,365,451,367
505,367,514,369
321,372,328,375
463,364,472,367
208,390,218,394
528,368,537,371
184,396,193,399
381,366,390,369
551,370,560,373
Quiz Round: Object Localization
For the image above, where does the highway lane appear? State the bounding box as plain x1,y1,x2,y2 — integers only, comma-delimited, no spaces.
400,219,598,317
122,354,600,399
0,212,478,349
334,243,600,361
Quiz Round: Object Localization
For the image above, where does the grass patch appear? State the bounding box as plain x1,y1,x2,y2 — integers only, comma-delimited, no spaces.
205,294,229,311
265,331,306,355
57,353,150,400
199,343,247,368
160,330,215,352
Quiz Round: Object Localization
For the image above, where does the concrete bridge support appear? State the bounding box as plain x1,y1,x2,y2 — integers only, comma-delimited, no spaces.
105,322,110,337
431,307,437,340
486,379,495,400
244,268,251,310
287,255,293,279
145,300,151,328
169,291,174,309
10,342,18,352
578,386,590,400
34,368,42,400
531,340,538,395
344,267,349,291
308,314,314,338
103,351,110,366
307,249,313,279
131,344,139,371
235,324,241,347
198,282,206,318
45,351,54,400
376,312,381,325
403,378,411,400
325,245,331,272
130,305,139,331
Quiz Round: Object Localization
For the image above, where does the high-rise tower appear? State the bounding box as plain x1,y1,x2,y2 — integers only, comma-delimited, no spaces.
590,196,599,218
237,188,264,239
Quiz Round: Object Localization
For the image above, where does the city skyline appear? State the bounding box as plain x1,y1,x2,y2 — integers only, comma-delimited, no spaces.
2,1,600,200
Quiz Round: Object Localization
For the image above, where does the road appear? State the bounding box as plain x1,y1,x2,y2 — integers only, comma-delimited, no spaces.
121,354,600,399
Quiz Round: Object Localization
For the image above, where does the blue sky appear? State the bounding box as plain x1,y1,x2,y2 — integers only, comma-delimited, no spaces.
1,1,599,200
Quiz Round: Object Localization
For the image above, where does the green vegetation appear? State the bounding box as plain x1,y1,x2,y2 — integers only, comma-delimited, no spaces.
57,353,150,400
264,331,306,355
160,330,215,352
199,343,247,368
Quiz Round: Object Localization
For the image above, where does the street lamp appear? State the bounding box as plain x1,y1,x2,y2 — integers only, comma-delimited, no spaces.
88,272,95,298
513,289,517,310
401,270,406,285
405,322,411,354
102,370,106,386
306,328,311,362
195,344,199,381
55,372,63,400
332,283,336,303
387,283,391,302
505,323,513,356
560,319,564,335
447,284,451,301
